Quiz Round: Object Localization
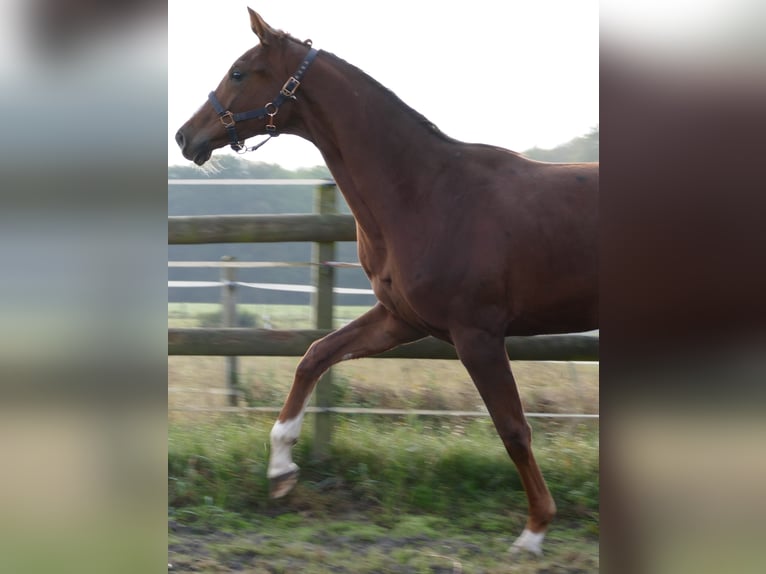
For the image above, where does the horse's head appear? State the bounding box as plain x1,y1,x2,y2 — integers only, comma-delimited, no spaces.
176,8,314,165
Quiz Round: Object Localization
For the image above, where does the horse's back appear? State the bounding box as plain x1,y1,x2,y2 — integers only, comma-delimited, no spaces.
444,146,598,250
440,146,599,334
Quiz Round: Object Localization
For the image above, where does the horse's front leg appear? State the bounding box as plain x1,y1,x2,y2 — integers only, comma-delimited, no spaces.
268,302,424,498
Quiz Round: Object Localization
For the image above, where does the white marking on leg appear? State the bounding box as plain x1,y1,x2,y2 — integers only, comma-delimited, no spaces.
510,528,545,556
267,414,303,479
341,352,355,361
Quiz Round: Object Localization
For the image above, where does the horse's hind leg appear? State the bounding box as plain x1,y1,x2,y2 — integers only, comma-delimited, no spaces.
268,303,423,498
452,328,556,556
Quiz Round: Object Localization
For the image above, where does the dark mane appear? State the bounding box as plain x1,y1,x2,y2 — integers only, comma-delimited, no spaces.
282,34,456,143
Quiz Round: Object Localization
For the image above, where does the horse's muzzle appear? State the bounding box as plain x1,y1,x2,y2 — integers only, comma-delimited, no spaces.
175,128,211,165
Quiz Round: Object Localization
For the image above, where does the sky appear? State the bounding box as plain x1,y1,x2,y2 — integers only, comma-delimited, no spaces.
168,1,599,169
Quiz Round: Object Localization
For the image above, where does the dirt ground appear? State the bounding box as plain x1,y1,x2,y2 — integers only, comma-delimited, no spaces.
168,513,599,574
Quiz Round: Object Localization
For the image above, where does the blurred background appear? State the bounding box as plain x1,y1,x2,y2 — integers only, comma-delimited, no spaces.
0,1,167,573
601,2,766,573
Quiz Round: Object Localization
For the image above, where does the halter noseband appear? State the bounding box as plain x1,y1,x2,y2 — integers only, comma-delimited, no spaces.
208,46,319,153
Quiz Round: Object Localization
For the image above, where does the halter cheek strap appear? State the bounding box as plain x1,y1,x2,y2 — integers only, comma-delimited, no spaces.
208,47,319,152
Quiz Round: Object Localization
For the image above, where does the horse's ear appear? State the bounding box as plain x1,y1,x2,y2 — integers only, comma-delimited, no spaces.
248,8,278,46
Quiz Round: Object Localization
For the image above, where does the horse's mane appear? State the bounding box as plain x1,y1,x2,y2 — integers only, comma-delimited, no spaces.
281,33,456,144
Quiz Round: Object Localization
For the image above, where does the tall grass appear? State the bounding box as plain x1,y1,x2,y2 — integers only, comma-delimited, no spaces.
169,414,598,531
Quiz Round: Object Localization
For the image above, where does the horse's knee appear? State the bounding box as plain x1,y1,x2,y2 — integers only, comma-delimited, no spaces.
294,341,325,382
293,355,313,383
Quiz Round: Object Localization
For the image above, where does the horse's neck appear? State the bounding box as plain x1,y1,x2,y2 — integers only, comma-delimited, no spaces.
296,53,453,233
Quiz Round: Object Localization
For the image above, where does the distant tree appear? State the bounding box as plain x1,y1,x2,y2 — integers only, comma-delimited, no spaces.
523,126,598,162
168,155,332,180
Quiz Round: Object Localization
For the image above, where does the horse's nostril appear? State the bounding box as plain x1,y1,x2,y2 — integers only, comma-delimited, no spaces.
175,130,185,148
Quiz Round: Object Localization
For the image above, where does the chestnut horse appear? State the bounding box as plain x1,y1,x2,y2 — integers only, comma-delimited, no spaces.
176,8,598,555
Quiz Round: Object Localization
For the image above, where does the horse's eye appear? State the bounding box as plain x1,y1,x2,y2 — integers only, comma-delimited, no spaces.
231,71,243,81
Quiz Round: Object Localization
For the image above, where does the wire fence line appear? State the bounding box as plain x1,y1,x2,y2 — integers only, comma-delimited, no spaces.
168,178,335,186
169,279,374,295
168,260,362,268
168,404,599,419
168,259,370,294
167,387,599,419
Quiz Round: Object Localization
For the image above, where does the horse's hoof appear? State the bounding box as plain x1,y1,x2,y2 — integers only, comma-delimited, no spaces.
269,468,299,498
510,528,545,557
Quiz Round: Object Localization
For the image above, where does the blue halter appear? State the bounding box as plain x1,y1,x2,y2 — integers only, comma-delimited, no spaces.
208,46,319,152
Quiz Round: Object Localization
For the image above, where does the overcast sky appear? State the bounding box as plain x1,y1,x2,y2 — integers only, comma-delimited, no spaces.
168,1,599,169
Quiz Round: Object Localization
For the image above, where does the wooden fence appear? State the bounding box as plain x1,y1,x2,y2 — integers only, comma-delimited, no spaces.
168,328,599,361
168,180,599,457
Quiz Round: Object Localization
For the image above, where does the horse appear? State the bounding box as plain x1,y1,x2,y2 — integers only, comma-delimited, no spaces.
176,8,598,556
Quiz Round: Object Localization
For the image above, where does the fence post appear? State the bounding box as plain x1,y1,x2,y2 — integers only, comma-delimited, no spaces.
312,183,337,459
221,255,239,406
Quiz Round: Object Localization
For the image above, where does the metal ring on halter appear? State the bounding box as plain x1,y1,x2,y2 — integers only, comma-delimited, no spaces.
264,102,278,117
265,102,278,132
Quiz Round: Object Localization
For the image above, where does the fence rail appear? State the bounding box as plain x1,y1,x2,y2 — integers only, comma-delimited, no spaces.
169,213,357,244
168,327,599,361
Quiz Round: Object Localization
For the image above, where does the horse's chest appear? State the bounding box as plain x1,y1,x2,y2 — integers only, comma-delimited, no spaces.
369,274,398,308
367,264,447,336
360,251,414,314
358,236,447,333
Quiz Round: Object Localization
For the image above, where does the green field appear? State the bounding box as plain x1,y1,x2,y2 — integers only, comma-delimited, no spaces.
169,302,372,330
168,304,599,572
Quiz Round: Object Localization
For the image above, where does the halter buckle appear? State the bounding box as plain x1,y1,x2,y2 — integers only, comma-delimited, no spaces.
280,77,300,98
219,111,236,128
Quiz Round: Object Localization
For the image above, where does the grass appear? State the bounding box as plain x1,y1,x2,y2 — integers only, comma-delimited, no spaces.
168,303,599,572
168,302,370,330
169,416,598,572
169,415,598,521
